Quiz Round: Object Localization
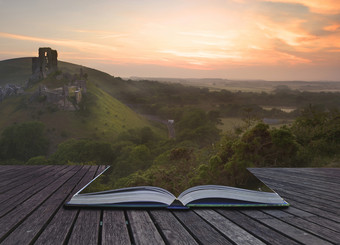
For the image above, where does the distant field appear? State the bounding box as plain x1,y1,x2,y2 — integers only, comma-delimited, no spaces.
190,80,340,93
132,77,340,93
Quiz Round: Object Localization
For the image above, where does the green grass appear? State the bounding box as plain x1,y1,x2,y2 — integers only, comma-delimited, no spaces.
84,81,162,139
217,118,246,132
0,58,32,86
0,58,167,154
58,61,115,92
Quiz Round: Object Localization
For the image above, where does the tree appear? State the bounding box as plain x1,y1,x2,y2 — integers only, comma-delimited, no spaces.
176,109,221,146
292,106,340,157
26,156,49,165
51,139,115,165
0,121,49,161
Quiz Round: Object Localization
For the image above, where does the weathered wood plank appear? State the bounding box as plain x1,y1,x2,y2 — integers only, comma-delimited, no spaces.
0,166,87,245
127,210,165,245
173,210,232,245
0,166,339,245
282,206,315,218
250,172,340,217
102,210,131,245
250,167,340,185
150,209,198,245
0,165,27,177
281,216,340,244
253,176,340,200
0,165,55,195
195,209,265,245
253,172,340,199
275,185,339,212
250,171,340,223
272,168,340,182
282,206,340,232
216,209,300,245
283,197,340,223
67,165,106,245
251,169,340,194
34,165,99,245
0,165,35,177
259,205,340,243
67,209,101,245
0,165,41,187
0,165,80,241
305,216,340,233
0,165,62,205
0,165,71,217
312,168,340,178
260,209,294,218
241,210,333,245
254,175,340,203
260,182,340,215
0,165,18,173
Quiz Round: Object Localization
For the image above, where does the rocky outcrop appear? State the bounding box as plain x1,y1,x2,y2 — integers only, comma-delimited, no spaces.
0,84,24,102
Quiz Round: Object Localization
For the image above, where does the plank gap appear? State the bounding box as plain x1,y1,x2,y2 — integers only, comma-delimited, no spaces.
63,209,81,245
124,210,136,245
98,209,103,245
170,210,204,245
239,210,304,245
148,210,170,245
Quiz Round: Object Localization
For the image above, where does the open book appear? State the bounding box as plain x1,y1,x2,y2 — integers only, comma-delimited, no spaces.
66,167,289,208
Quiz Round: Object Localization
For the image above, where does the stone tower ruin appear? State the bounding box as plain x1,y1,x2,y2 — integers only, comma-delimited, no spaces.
32,47,58,78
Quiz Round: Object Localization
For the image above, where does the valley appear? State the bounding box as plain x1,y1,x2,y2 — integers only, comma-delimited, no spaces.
0,54,339,191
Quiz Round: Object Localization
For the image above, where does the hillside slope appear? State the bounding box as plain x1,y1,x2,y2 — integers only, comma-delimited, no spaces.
0,58,32,86
0,58,166,153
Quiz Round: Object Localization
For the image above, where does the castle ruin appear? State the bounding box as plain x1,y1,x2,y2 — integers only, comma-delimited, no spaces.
32,47,58,80
29,47,87,110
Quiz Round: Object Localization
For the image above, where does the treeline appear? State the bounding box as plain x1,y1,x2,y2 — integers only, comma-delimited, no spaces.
1,76,340,194
1,106,339,195
112,106,340,195
0,121,48,164
106,78,340,119
0,108,220,182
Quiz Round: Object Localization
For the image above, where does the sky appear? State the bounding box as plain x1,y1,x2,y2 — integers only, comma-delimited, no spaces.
0,0,340,81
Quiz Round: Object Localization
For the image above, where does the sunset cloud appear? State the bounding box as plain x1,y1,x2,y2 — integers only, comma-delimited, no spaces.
263,0,340,14
324,24,340,32
0,0,339,80
0,32,118,53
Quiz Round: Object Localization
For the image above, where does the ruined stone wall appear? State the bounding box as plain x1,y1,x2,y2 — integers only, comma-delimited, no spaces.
0,84,24,102
74,80,87,93
45,91,61,104
29,47,59,85
75,90,82,104
37,47,58,77
50,50,58,69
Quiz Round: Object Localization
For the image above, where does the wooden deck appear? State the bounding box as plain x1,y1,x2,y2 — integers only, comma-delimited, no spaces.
0,166,339,245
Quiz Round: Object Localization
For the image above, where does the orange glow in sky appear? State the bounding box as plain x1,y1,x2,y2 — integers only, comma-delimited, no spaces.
0,0,339,80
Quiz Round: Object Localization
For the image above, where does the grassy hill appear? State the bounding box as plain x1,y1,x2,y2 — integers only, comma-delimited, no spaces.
0,58,32,86
0,58,166,153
